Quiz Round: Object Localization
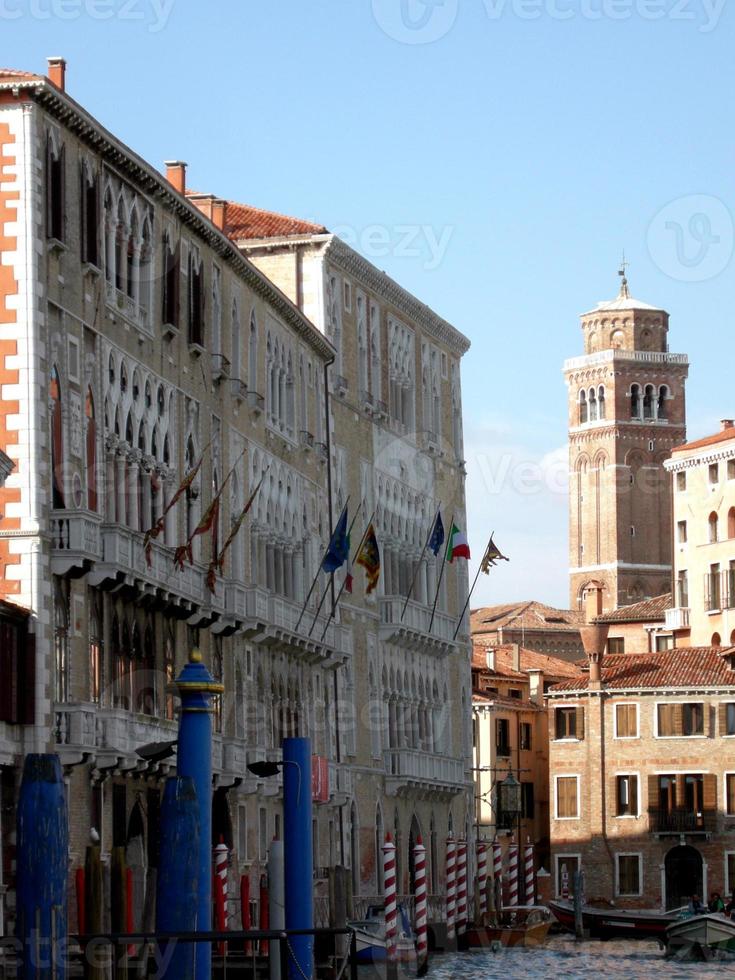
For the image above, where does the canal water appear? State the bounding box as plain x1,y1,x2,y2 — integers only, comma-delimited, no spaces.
359,935,732,979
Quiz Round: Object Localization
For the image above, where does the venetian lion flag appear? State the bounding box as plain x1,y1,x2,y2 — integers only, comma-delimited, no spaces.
355,523,380,594
447,522,470,563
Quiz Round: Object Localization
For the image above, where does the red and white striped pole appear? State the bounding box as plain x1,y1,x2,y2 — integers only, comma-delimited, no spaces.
445,835,456,941
508,837,519,907
477,842,488,918
382,833,398,964
492,838,502,899
456,840,468,930
413,835,428,972
215,838,229,923
524,838,535,906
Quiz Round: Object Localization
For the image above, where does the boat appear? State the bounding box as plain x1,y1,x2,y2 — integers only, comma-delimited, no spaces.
548,899,687,940
665,913,735,961
465,905,552,948
348,904,417,966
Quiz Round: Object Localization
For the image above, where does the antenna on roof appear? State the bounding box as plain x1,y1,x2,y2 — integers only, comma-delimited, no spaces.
618,252,630,299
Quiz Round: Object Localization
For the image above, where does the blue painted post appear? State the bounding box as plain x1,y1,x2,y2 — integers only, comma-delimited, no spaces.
16,753,68,980
156,776,200,979
283,737,314,980
175,648,223,980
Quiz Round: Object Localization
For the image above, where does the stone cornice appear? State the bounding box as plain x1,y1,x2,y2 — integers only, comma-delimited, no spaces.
665,444,735,471
1,79,335,363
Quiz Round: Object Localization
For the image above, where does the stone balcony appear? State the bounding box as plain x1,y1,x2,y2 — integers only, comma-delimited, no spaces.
379,597,457,654
665,606,691,631
50,510,103,577
383,748,466,798
53,701,178,770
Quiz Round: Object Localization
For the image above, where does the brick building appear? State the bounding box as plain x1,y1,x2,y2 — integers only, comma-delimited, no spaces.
664,420,735,648
564,273,689,612
470,601,584,661
547,631,735,910
0,58,472,936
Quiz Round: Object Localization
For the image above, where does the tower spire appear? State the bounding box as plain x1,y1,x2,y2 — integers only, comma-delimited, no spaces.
618,253,630,299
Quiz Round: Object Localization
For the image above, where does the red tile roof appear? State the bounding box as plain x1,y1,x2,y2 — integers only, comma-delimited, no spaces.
473,691,540,711
472,643,582,681
549,647,735,693
190,197,328,241
595,593,672,624
672,427,735,454
0,68,42,80
471,601,584,634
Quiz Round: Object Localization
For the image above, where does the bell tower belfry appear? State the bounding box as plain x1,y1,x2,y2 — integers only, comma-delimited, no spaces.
564,269,689,613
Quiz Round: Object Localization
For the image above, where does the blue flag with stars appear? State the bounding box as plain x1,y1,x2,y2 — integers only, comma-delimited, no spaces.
322,505,349,573
428,511,445,557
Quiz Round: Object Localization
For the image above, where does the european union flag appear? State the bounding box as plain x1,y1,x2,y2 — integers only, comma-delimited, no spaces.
322,506,349,573
428,511,445,557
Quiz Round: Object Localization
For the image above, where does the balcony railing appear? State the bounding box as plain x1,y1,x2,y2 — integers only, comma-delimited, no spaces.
649,807,716,835
384,748,465,792
50,510,103,575
665,607,691,630
379,596,456,648
54,702,177,763
564,349,689,371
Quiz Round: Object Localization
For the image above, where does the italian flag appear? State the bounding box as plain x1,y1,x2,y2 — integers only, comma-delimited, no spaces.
447,522,470,562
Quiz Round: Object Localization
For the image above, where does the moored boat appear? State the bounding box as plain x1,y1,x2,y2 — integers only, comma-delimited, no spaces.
348,904,417,966
465,905,552,948
549,899,685,940
665,913,735,961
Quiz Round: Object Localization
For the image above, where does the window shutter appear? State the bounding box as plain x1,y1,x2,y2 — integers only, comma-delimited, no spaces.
576,705,585,740
647,775,659,815
673,703,684,737
630,775,639,816
703,774,717,811
612,775,621,816
720,703,731,736
554,709,560,740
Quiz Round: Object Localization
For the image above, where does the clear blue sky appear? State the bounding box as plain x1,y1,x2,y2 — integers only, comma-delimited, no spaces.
7,0,734,607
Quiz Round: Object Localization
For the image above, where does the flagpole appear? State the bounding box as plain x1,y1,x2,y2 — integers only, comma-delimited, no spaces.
309,506,363,637
453,559,485,643
428,511,454,633
295,496,350,633
401,501,441,622
318,511,376,643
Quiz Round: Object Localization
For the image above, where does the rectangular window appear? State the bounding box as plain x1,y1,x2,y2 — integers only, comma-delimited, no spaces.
343,280,352,312
616,855,641,896
677,520,687,544
725,703,735,736
509,688,522,699
728,853,735,895
555,706,583,740
520,722,532,751
727,775,735,816
615,703,638,738
608,637,625,654
496,718,511,757
521,781,535,819
728,459,735,481
677,471,686,492
710,463,719,484
655,634,674,651
657,703,678,736
708,564,721,610
616,775,639,816
556,776,579,818
677,570,689,608
683,703,704,736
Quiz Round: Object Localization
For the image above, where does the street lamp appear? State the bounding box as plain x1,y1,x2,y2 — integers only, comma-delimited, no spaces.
498,772,522,826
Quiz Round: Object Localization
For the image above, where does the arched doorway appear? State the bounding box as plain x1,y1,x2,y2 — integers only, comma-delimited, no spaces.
665,845,703,910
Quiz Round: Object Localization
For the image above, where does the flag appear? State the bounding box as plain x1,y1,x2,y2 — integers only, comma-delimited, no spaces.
345,533,354,594
480,534,509,573
322,506,349,573
356,523,380,593
428,511,445,557
211,471,266,575
174,496,220,570
143,451,205,564
447,522,470,563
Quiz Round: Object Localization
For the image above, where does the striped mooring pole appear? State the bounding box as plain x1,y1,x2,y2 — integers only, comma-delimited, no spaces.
508,837,519,907
524,838,535,905
413,835,428,972
382,833,398,964
455,840,468,930
491,838,502,901
477,841,488,918
445,835,456,941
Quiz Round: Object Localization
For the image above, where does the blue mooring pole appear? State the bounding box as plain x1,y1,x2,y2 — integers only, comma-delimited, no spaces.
156,776,200,979
16,753,68,980
174,648,223,980
283,737,314,980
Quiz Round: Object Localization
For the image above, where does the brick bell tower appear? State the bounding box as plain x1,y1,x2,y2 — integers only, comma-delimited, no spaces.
564,267,689,613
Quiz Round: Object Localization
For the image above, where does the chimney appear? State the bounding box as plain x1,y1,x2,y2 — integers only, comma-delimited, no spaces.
721,419,734,431
584,583,604,621
527,668,543,705
47,57,66,92
580,623,610,687
212,200,228,232
485,647,495,672
510,642,520,673
164,161,187,195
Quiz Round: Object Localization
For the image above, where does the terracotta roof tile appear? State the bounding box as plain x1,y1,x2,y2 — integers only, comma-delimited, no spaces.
473,691,540,711
672,427,735,454
472,643,583,680
595,593,672,623
0,68,42,80
222,200,327,241
470,601,584,634
548,647,735,693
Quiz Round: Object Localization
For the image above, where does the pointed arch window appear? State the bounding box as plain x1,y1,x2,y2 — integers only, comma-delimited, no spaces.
80,163,99,266
46,134,65,242
187,248,205,347
164,625,176,721
598,386,606,420
163,233,180,328
249,311,258,391
85,388,97,511
88,589,102,704
50,366,65,509
658,385,669,420
231,299,241,380
53,579,69,703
